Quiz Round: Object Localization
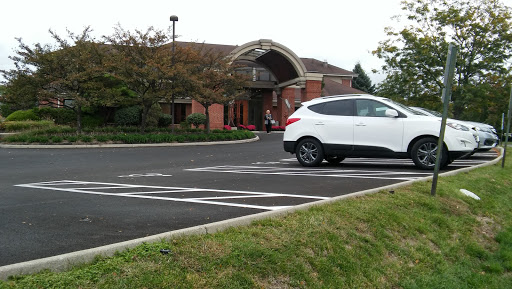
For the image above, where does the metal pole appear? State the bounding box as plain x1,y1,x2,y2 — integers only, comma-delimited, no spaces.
170,15,178,133
431,43,458,196
502,86,512,168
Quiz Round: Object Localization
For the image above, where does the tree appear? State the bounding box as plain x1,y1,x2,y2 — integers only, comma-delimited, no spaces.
373,0,512,125
0,71,40,113
186,46,248,133
1,27,125,133
352,62,376,94
104,25,179,133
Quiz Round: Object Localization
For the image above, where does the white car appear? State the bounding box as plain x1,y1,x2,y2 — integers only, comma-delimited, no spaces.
463,121,499,151
410,107,497,152
283,94,479,169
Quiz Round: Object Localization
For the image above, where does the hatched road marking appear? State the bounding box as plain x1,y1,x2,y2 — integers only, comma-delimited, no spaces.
15,180,329,211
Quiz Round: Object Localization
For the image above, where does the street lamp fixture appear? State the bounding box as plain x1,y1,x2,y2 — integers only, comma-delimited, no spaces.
170,15,178,133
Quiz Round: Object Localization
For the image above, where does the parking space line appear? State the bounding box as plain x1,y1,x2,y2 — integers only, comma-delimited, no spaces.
187,166,431,181
189,151,498,180
15,180,328,211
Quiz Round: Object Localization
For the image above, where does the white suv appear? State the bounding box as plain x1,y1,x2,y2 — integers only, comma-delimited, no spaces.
283,94,478,169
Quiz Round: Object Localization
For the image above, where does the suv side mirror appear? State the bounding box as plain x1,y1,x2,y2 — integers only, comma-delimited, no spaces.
385,109,399,118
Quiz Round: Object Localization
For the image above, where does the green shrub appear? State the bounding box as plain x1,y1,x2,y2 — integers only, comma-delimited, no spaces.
82,115,103,128
5,109,40,121
176,135,186,143
95,135,110,142
51,136,63,143
66,136,78,142
186,134,200,142
115,106,141,126
158,114,172,127
153,134,175,143
28,135,49,143
0,103,14,118
186,113,206,128
2,134,29,143
36,107,75,125
208,134,220,141
80,135,93,143
146,103,162,128
179,121,191,129
1,120,54,132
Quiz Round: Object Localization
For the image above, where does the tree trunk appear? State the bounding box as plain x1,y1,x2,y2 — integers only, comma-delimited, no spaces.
205,105,210,134
76,104,83,134
140,104,149,133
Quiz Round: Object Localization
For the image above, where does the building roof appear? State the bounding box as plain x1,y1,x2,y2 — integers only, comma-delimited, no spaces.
322,78,366,96
174,41,362,95
175,41,356,77
300,58,357,77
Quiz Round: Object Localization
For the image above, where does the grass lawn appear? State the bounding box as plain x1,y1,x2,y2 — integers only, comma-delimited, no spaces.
1,149,511,288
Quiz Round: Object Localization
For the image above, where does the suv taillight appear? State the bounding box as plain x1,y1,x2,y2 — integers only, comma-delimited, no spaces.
286,118,301,126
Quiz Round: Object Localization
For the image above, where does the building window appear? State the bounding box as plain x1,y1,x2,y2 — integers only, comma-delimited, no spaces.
64,99,75,108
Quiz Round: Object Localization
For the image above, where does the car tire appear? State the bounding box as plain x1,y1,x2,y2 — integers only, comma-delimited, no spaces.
411,137,448,170
325,155,345,165
296,138,324,167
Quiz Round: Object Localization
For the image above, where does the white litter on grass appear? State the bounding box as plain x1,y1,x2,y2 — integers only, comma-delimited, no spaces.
460,189,481,200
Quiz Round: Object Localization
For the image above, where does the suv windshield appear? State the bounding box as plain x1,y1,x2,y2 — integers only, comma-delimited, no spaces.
421,108,442,117
382,98,424,115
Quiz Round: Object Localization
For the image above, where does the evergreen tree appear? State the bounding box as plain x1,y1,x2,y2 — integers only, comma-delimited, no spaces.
352,62,376,94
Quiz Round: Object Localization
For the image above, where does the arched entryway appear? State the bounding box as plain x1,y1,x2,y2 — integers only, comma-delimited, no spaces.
225,39,323,130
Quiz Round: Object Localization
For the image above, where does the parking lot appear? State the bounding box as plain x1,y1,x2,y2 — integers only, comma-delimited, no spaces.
0,134,499,267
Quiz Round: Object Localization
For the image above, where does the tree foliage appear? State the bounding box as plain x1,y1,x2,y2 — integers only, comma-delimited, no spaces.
352,62,376,94
185,46,248,133
1,27,132,133
374,0,512,126
2,25,249,133
104,25,178,132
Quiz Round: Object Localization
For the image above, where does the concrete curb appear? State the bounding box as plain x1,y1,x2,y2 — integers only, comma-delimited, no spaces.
0,135,260,149
0,147,503,280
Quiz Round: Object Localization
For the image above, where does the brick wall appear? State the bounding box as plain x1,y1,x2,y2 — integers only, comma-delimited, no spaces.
191,100,224,129
303,80,322,102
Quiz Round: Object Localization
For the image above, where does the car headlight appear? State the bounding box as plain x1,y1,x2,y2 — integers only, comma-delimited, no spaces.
447,122,469,131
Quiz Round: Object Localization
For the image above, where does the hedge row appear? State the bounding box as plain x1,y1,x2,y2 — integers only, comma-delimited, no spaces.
0,120,55,132
4,107,182,128
1,130,255,144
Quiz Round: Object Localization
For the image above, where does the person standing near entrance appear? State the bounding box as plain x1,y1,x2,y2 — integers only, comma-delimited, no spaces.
264,110,273,133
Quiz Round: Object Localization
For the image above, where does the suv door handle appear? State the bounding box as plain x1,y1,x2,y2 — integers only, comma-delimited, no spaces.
355,123,366,126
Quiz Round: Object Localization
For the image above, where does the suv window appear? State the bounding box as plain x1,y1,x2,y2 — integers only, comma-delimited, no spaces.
356,99,392,117
308,99,353,116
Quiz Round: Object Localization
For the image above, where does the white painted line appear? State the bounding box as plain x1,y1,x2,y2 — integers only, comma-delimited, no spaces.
187,166,432,181
118,173,172,178
15,180,327,211
121,189,201,195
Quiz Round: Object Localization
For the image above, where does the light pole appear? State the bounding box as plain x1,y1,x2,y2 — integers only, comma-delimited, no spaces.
170,15,178,133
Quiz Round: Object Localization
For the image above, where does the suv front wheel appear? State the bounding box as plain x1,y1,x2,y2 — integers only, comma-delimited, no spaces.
296,138,324,167
411,137,448,170
325,155,345,164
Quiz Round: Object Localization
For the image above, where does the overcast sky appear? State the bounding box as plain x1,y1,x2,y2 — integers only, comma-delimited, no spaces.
1,0,511,84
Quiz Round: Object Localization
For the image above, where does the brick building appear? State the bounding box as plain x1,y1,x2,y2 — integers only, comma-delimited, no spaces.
160,39,364,130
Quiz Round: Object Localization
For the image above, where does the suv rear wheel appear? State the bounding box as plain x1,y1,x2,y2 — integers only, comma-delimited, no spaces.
296,138,324,167
411,137,448,170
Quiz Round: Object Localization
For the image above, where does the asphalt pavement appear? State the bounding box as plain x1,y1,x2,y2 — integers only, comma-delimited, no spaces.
0,133,500,276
